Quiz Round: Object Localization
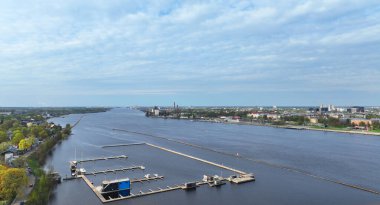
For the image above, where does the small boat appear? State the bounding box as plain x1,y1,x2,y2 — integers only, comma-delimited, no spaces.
211,179,226,187
77,168,86,175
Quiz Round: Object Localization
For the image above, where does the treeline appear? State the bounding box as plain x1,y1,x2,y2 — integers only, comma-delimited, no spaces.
268,116,351,127
318,117,350,127
268,116,310,125
27,173,55,205
26,124,71,205
41,107,110,117
0,107,110,118
29,124,71,165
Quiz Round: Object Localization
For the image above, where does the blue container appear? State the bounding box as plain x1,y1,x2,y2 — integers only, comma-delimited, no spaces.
118,180,131,197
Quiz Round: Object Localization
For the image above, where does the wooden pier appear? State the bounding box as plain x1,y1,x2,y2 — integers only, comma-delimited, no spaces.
75,155,128,163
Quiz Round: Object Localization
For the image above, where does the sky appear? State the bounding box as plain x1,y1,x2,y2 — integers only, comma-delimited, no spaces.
0,0,380,107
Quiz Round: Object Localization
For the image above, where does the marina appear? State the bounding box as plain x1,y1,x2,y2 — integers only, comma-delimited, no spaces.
46,108,380,205
67,142,255,203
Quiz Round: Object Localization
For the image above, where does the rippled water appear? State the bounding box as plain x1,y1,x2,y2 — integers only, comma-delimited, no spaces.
46,108,380,205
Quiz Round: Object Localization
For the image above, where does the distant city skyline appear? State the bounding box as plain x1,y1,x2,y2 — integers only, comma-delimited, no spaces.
0,0,379,106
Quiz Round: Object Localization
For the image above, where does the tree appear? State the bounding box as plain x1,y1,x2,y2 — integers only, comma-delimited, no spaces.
18,137,34,151
0,120,16,131
18,139,27,150
19,136,35,150
12,131,24,145
62,124,71,136
38,130,48,139
373,121,380,130
0,167,27,200
0,131,7,143
0,142,11,153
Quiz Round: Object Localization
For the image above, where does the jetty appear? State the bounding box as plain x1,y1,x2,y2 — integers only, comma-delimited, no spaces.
84,166,145,176
75,155,128,163
131,175,164,183
101,142,248,175
146,143,247,175
102,143,145,148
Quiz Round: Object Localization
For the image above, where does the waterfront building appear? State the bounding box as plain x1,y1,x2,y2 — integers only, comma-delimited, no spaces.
309,118,319,124
266,114,281,120
350,118,372,126
247,112,261,118
152,106,160,116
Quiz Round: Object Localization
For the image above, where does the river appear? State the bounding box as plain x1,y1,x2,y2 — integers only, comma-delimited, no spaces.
46,108,380,205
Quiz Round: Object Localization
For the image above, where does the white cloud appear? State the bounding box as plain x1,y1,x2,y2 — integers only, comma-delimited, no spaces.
0,0,379,105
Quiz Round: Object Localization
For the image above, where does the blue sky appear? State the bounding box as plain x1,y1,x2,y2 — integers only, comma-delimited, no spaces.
0,0,379,106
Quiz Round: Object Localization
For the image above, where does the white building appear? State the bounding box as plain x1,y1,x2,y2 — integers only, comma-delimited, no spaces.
154,109,160,116
266,114,281,120
5,153,14,164
247,113,261,118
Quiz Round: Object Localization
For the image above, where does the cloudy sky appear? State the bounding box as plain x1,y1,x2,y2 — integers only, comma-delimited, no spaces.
0,0,379,106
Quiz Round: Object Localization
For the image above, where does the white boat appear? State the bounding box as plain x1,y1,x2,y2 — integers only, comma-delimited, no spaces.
77,168,86,175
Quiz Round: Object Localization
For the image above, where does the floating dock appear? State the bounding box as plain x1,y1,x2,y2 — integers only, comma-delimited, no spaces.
131,175,164,183
146,143,247,175
102,143,145,148
105,181,210,202
75,143,254,203
75,155,128,163
84,166,145,176
102,142,248,175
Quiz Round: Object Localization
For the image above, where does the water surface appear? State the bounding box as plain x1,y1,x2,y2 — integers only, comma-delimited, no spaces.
47,108,380,205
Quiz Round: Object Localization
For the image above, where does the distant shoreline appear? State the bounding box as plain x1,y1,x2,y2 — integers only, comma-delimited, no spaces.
148,116,380,137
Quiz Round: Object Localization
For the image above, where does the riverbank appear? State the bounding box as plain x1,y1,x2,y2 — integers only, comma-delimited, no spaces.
0,108,110,205
149,116,380,137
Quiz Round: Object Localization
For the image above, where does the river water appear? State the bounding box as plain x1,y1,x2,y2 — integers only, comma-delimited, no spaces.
46,108,380,205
